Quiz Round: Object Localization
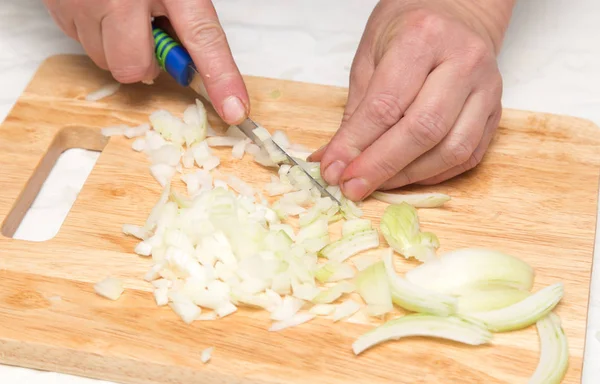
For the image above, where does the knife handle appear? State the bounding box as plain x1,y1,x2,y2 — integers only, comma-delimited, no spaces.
152,26,194,87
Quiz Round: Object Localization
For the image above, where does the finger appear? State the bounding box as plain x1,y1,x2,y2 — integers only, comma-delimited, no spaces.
417,105,502,185
339,62,473,201
379,91,492,190
318,40,437,186
307,46,373,163
101,3,159,84
43,0,78,40
165,0,249,125
74,16,108,70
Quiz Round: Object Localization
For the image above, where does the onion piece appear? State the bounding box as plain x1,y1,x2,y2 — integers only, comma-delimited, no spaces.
352,314,493,355
132,138,146,152
207,136,244,147
466,282,564,332
201,347,214,363
154,287,169,306
309,304,336,316
405,248,535,295
319,229,380,263
529,313,568,384
382,248,457,316
150,144,181,166
232,138,251,159
314,261,355,283
270,295,305,321
124,123,151,138
86,82,120,101
268,312,316,332
371,191,451,208
454,286,530,314
342,219,372,237
333,299,361,322
149,164,175,187
351,254,379,271
94,277,124,300
355,260,393,316
101,125,128,137
379,203,439,262
169,298,201,324
312,281,355,304
122,224,149,240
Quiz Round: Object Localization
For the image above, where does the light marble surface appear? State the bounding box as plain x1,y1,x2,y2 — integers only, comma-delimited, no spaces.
0,0,599,382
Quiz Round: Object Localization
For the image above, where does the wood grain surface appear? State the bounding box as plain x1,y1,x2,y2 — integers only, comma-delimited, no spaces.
0,54,598,383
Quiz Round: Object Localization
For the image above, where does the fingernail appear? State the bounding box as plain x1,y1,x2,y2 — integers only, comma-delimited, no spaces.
342,177,370,201
323,160,346,185
222,96,246,124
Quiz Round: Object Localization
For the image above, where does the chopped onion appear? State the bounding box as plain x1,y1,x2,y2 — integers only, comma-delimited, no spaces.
467,282,564,332
122,224,149,240
232,138,251,159
201,347,214,363
342,219,372,237
405,248,535,295
382,248,457,316
154,287,169,306
101,125,128,137
125,123,151,138
150,144,181,166
314,261,355,283
94,277,124,300
379,203,439,262
227,175,255,197
312,281,355,304
333,299,361,322
268,312,315,332
352,314,492,355
309,304,336,316
132,138,146,152
454,286,530,314
207,136,245,147
270,295,305,321
351,254,379,271
150,164,175,187
319,229,380,262
169,298,201,324
355,261,393,316
371,191,451,208
86,82,120,101
529,313,568,383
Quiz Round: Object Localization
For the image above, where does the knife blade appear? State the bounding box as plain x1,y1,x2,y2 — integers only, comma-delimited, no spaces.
152,25,341,205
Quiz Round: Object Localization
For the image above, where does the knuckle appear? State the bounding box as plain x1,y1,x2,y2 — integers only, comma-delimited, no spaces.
460,39,493,73
372,157,402,181
464,151,483,171
184,19,226,51
409,11,448,43
407,110,448,148
442,138,476,167
365,93,404,128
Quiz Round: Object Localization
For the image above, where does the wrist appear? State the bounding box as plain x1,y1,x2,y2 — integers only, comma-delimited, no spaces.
456,0,517,55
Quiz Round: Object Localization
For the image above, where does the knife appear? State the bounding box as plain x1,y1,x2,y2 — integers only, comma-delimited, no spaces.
151,25,341,205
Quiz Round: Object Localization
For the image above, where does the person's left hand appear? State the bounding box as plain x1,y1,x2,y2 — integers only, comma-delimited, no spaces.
309,0,515,201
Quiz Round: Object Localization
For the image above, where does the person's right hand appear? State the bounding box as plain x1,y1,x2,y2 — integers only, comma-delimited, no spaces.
43,0,249,125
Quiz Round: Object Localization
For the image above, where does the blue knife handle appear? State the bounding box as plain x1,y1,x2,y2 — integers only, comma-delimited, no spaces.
152,26,194,86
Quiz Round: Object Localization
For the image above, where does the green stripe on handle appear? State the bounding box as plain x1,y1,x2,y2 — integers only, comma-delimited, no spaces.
152,27,180,71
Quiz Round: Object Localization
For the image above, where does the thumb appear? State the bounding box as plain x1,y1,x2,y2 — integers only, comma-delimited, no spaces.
313,50,373,183
165,0,249,125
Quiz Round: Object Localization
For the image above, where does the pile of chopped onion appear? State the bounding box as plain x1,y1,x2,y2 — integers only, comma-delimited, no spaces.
99,97,567,382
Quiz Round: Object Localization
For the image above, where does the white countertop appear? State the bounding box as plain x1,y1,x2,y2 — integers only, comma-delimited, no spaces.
1,0,599,382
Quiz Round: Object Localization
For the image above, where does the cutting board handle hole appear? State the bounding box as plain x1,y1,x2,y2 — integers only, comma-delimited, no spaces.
1,126,108,241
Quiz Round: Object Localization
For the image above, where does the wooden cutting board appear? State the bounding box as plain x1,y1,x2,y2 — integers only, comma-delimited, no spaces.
0,54,598,384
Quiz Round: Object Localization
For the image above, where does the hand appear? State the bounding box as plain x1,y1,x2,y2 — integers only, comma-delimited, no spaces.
309,0,515,201
42,0,249,125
